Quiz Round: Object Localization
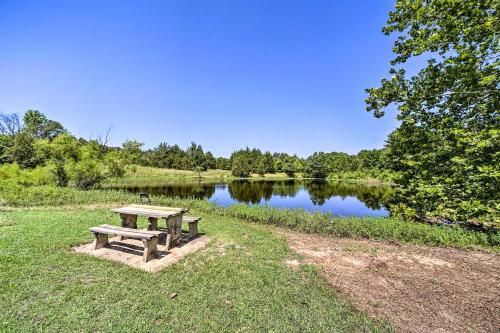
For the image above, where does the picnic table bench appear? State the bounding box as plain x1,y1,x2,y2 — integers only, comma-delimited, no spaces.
183,216,202,239
90,224,165,262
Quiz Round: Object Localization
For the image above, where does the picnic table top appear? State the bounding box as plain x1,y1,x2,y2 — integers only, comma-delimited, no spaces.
128,204,189,213
110,206,186,218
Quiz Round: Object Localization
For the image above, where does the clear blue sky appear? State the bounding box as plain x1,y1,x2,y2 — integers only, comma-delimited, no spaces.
0,0,402,157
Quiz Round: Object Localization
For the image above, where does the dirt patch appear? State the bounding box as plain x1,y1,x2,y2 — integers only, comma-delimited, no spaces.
281,231,500,333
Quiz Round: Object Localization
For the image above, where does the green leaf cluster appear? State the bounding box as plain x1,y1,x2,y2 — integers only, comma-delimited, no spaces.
366,0,499,226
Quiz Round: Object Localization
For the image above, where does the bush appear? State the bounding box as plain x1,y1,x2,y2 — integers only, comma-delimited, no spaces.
104,151,126,178
66,159,103,189
49,160,69,187
0,163,55,186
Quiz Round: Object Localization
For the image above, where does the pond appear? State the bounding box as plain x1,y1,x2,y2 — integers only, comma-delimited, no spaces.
106,180,394,217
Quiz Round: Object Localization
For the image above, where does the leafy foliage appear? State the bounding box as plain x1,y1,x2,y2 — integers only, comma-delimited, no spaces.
366,0,499,226
24,110,65,139
231,154,252,177
0,111,129,189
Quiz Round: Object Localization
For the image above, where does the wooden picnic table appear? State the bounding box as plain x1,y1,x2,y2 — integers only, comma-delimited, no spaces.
110,205,188,249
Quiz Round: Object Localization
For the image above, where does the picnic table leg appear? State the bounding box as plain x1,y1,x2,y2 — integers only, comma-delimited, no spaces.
188,221,198,239
142,237,158,262
120,213,138,228
175,215,183,243
147,217,158,231
165,216,180,248
164,233,172,251
119,213,138,240
94,233,109,249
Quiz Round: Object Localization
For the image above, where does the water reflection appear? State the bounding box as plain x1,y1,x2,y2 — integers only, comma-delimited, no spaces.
109,180,394,217
304,181,393,210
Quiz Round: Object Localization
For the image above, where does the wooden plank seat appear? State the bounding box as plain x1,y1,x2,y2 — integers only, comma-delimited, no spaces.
183,216,201,239
90,224,165,262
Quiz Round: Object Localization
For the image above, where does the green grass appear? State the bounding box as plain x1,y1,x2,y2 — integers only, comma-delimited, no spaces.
1,185,498,250
103,166,298,186
0,208,391,332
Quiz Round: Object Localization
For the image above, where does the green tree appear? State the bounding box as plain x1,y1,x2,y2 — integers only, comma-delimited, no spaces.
104,150,127,178
205,151,217,169
24,110,64,139
230,148,262,174
121,140,144,164
357,149,383,170
50,160,69,187
366,0,499,225
4,131,39,168
231,155,252,177
186,142,207,171
216,157,231,170
303,153,331,179
256,159,266,176
283,161,296,177
168,144,186,169
261,152,275,173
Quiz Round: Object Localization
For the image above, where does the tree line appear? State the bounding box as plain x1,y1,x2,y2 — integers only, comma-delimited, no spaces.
0,110,391,189
138,141,390,179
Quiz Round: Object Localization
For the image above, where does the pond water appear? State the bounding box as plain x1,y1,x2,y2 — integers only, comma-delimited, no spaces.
107,180,394,217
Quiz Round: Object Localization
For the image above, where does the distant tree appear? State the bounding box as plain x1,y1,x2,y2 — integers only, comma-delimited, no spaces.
168,144,186,169
104,150,127,178
186,142,207,171
293,157,303,173
51,159,69,187
230,147,262,174
121,140,144,164
4,131,39,168
205,151,216,169
356,149,383,170
303,153,331,178
24,110,64,140
256,159,266,176
283,161,296,177
231,155,252,177
261,152,275,173
216,157,231,170
0,135,11,163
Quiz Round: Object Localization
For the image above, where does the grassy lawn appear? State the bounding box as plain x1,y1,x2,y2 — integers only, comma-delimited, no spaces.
103,166,297,186
1,186,496,331
0,207,391,332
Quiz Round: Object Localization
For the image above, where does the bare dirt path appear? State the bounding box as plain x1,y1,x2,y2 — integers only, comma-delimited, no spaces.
281,231,500,333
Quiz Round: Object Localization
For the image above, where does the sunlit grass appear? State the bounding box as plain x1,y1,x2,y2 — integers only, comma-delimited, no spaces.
0,208,391,332
103,165,300,187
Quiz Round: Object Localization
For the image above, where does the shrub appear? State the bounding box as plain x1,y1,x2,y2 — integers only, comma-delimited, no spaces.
66,159,103,189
